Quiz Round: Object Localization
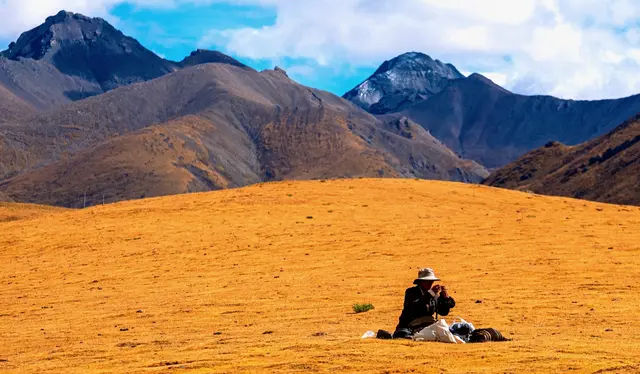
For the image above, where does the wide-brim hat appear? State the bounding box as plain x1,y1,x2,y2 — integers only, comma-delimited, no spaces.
413,268,440,284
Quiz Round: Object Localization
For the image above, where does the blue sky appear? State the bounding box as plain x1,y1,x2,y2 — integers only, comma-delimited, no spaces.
110,3,274,63
1,0,639,100
108,3,383,95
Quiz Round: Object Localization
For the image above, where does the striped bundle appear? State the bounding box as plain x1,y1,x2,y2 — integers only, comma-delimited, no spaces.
468,328,511,343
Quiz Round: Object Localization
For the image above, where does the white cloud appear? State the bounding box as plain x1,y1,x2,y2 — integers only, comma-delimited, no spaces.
201,0,640,100
528,23,583,63
630,50,640,63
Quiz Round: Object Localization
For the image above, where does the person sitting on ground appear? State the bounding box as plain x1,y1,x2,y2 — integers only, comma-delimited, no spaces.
393,268,456,339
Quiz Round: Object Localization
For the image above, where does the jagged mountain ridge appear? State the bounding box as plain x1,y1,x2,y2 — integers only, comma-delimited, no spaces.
343,53,640,169
343,52,464,114
0,10,248,109
396,74,640,168
178,49,249,69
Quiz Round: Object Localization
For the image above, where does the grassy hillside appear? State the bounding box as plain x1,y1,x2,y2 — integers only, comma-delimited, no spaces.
485,115,640,206
1,179,640,373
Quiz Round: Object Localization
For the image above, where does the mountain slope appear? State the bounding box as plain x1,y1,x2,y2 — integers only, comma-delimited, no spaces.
0,64,487,206
0,83,34,121
395,73,640,168
0,116,260,206
484,115,640,205
343,52,464,114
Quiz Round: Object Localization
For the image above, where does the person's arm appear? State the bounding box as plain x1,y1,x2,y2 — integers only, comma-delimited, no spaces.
436,287,456,316
436,296,456,316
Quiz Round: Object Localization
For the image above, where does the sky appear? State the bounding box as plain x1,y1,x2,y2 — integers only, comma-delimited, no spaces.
0,0,639,100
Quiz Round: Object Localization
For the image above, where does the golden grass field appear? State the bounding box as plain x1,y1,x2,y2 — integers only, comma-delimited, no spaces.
2,179,640,373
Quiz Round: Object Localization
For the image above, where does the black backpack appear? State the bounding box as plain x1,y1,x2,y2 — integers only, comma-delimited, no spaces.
469,328,511,343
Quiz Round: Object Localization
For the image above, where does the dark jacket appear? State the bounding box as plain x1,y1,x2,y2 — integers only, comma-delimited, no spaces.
396,286,456,330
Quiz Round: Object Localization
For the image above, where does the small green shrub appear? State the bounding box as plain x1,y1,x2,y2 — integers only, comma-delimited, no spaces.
353,303,375,313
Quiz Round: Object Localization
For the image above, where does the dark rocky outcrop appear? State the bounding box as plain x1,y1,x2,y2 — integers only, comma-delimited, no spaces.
177,49,248,69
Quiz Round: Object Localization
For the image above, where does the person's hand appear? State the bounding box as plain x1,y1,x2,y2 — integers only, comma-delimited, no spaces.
440,286,450,298
431,285,442,294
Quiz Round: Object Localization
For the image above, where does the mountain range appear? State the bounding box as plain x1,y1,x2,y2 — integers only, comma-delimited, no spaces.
0,12,487,207
344,52,640,169
0,11,638,206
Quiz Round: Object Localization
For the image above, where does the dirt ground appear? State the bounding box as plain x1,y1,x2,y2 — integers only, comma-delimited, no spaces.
1,179,640,373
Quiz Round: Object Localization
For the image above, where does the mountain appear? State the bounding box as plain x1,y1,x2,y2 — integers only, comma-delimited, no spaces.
0,10,176,108
389,72,640,169
0,11,247,110
344,53,640,169
483,114,640,205
343,52,464,114
0,63,487,206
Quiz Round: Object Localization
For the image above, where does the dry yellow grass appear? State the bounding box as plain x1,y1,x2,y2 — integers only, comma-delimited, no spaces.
1,179,640,373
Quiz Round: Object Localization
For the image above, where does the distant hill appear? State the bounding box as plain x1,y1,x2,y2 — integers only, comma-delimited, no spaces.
0,63,487,206
0,10,247,109
344,54,640,169
484,115,640,205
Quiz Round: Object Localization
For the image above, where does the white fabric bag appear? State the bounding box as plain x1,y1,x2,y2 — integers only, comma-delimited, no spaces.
412,324,437,342
414,319,461,344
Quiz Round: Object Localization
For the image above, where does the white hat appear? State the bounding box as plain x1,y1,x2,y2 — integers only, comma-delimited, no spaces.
413,268,440,283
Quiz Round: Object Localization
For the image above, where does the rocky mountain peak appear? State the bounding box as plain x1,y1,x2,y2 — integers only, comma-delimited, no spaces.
343,52,464,114
0,10,177,95
2,10,115,61
273,66,289,77
178,49,248,69
373,52,460,77
47,10,90,23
